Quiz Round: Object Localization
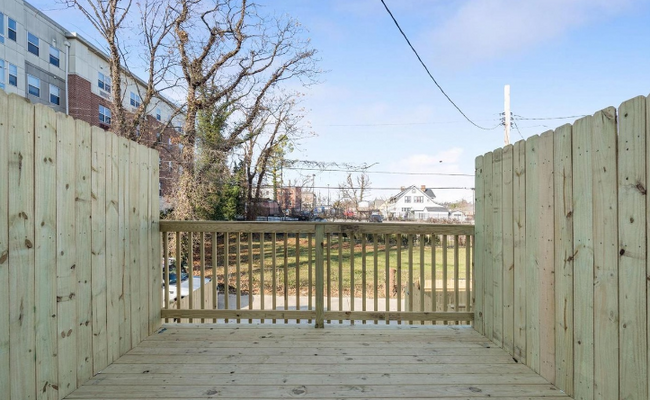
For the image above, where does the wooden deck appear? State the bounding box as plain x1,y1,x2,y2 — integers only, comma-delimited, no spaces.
66,324,570,399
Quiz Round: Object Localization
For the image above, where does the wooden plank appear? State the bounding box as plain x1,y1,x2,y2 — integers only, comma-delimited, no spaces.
572,115,594,400
591,107,618,400
553,123,574,396
482,152,494,340
512,140,527,363
90,127,108,375
33,104,59,400
315,225,325,328
75,120,93,386
617,96,647,400
129,142,142,345
56,112,77,398
491,147,503,345
138,146,150,338
473,155,484,334
538,130,555,383
118,136,131,355
105,133,120,362
0,93,9,398
502,144,514,355
149,148,161,333
524,134,540,374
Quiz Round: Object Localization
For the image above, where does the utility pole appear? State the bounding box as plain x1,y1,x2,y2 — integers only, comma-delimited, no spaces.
504,84,511,145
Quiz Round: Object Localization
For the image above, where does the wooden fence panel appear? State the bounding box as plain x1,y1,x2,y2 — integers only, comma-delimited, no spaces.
8,95,36,399
524,134,540,374
512,140,527,364
0,90,8,397
617,96,647,400
491,148,504,346
538,131,555,383
473,156,484,334
118,137,131,355
502,144,514,356
591,107,619,400
572,115,595,400
483,152,494,340
149,149,162,334
553,123,574,396
34,104,59,400
0,91,161,399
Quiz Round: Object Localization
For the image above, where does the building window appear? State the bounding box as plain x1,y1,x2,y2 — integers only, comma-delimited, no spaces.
8,64,17,86
404,196,411,203
27,75,40,97
168,137,172,145
49,46,60,67
0,12,4,43
99,105,111,124
49,84,60,105
414,196,424,203
27,32,39,56
159,182,162,197
98,72,111,93
168,161,172,170
156,132,162,143
156,108,161,121
8,18,16,41
0,60,4,89
130,92,141,107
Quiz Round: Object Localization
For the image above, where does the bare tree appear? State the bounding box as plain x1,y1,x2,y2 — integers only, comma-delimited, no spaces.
63,0,178,141
339,173,372,215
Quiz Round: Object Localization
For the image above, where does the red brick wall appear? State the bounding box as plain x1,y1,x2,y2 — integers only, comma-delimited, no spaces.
67,73,183,200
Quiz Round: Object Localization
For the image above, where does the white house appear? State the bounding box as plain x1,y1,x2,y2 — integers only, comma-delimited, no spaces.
386,185,450,221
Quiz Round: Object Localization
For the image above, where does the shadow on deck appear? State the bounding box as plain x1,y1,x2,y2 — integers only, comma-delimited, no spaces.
66,324,569,399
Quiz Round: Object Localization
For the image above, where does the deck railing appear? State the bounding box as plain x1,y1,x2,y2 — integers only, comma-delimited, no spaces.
160,221,474,327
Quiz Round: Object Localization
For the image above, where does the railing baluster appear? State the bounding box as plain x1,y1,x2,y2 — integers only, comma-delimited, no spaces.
338,233,343,324
350,233,355,325
308,233,313,323
296,234,300,324
396,234,402,325
248,234,253,324
272,232,277,324
315,224,324,328
326,233,331,324
175,232,181,312
188,232,194,323
373,234,378,325
260,233,265,324
211,232,217,323
225,233,230,323
361,234,366,324
432,234,437,322
419,234,425,325
163,233,169,322
466,234,472,324
284,233,288,324
454,235,460,325
442,234,448,325
407,234,413,325
200,232,206,323
385,234,390,325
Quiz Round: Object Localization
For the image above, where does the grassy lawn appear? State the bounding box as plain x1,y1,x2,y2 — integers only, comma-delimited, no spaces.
181,234,471,297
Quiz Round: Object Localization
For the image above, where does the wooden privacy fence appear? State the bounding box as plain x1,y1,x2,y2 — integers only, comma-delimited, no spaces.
475,94,650,399
0,92,161,400
160,221,474,326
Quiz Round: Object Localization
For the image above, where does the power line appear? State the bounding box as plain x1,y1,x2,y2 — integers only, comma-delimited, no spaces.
379,0,500,131
318,119,500,127
513,114,588,121
283,166,474,177
511,118,525,141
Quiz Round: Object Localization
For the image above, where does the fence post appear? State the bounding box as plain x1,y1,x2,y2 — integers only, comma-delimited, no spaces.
315,224,325,328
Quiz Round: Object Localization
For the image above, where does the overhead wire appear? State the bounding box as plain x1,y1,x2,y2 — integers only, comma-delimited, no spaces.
379,0,501,131
513,114,588,121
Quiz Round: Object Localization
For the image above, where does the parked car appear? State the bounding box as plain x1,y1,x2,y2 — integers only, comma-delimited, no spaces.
369,213,383,223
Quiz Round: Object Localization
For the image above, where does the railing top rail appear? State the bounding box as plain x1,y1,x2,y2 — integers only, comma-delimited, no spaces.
159,220,474,235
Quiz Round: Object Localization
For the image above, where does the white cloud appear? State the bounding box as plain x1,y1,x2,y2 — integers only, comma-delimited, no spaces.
428,0,637,66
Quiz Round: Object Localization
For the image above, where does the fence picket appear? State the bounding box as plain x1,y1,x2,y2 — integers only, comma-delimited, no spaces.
502,144,514,355
524,134,540,374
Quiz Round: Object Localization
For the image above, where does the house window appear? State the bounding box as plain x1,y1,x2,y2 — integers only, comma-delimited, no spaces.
0,13,4,43
156,108,161,121
401,208,411,213
49,84,60,105
0,60,4,89
8,64,17,86
27,32,39,56
404,196,411,203
49,46,60,67
168,161,172,170
414,196,424,203
27,75,40,97
98,72,111,93
168,137,172,145
156,132,162,143
99,105,112,124
8,18,16,41
159,182,162,196
130,92,141,107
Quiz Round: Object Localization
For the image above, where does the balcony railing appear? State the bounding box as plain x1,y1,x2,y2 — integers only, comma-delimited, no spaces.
160,221,474,327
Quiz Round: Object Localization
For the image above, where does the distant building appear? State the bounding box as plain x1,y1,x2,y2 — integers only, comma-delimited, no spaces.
0,0,184,204
386,185,449,221
277,186,302,214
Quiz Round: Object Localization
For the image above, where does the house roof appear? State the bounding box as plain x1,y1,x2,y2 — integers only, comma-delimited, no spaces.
388,185,436,203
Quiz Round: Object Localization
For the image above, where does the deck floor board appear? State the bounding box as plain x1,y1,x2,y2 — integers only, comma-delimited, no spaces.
67,324,570,399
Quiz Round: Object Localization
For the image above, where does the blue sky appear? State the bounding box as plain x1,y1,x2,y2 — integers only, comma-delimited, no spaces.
33,0,650,203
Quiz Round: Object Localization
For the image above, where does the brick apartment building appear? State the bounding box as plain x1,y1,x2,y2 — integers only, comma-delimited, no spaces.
0,0,184,206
